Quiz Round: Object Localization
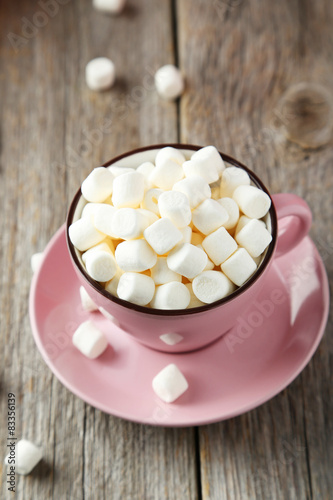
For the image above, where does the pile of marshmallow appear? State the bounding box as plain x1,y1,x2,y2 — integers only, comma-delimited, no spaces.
69,146,273,310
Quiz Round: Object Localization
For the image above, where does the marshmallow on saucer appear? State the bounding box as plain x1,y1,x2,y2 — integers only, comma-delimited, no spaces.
217,197,240,230
233,185,271,219
4,439,42,475
115,239,157,272
31,252,44,273
173,175,211,209
155,147,186,166
191,145,225,176
85,250,117,282
93,0,126,14
236,218,272,257
167,243,208,280
142,188,164,215
150,282,190,310
112,171,145,208
85,57,116,91
221,248,257,286
150,159,184,190
192,270,236,304
192,199,229,235
79,286,99,312
155,65,184,101
117,272,155,306
158,190,192,228
202,227,238,265
72,320,108,359
69,217,105,252
144,218,183,255
152,363,188,403
81,167,115,202
220,166,250,198
150,257,182,285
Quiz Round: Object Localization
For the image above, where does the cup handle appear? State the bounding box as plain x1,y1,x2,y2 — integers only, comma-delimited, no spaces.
272,193,312,258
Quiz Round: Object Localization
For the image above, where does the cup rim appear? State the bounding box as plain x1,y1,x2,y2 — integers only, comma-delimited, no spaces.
66,143,278,316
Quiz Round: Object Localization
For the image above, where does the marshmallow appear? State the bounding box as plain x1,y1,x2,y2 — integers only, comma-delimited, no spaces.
69,217,105,252
235,215,265,236
81,202,105,219
136,161,155,189
93,0,126,14
142,188,164,215
4,439,42,475
85,57,116,91
81,167,114,203
173,175,211,209
152,363,188,403
185,283,205,308
202,227,238,265
107,165,135,177
167,243,208,280
117,272,155,305
93,204,117,237
192,199,229,235
150,282,190,310
233,185,271,219
220,166,250,197
183,158,219,184
179,225,192,243
159,333,184,345
150,159,184,190
85,250,117,282
105,266,124,296
217,197,240,230
192,270,236,304
221,248,257,286
72,320,108,359
158,190,192,228
111,208,151,240
31,252,43,273
79,286,99,312
112,171,145,208
191,145,225,176
196,244,215,271
235,218,272,257
137,208,159,225
82,241,113,264
150,257,182,285
115,239,157,271
155,147,186,166
155,65,184,101
191,232,204,246
144,218,183,255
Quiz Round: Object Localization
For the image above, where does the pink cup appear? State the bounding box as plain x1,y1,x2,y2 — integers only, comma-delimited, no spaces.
66,144,312,353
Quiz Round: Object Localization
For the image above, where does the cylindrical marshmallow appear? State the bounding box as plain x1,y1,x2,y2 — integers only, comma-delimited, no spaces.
117,272,155,306
93,204,117,237
142,188,164,215
72,320,108,359
217,197,240,230
85,250,117,282
196,244,215,271
115,239,157,272
111,208,151,239
112,171,145,208
192,199,229,235
233,185,271,219
158,190,192,228
235,215,266,236
93,0,126,14
79,286,99,312
202,227,238,265
150,159,184,190
143,218,183,255
150,281,190,310
152,363,189,403
235,218,272,257
192,270,236,304
31,252,44,273
173,175,211,209
191,145,225,176
85,57,116,91
81,241,113,264
220,166,250,198
4,439,43,475
183,159,219,184
221,248,257,286
69,217,105,252
81,167,114,202
155,147,186,167
150,257,182,285
155,65,184,101
81,202,105,219
167,243,208,280
179,225,192,243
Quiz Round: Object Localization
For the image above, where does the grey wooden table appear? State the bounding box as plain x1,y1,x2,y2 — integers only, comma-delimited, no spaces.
1,1,332,499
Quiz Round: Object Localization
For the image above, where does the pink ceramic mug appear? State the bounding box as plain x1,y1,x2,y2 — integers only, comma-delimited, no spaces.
66,144,312,353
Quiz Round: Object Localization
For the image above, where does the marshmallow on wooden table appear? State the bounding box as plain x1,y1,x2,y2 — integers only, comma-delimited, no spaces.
179,225,192,243
173,175,211,209
85,57,116,91
79,286,99,312
93,0,126,14
217,197,240,230
81,167,114,203
69,217,105,252
202,227,238,265
191,145,225,176
81,241,113,264
144,218,183,255
150,257,182,285
185,283,205,308
150,159,184,190
4,439,42,475
117,272,155,305
192,270,236,304
233,185,271,219
112,171,145,208
85,250,117,282
142,188,164,215
105,266,124,296
152,363,188,403
115,239,157,272
155,65,184,101
107,165,134,177
72,320,108,359
155,147,186,166
192,199,229,235
158,190,192,228
111,208,151,240
221,248,257,286
220,166,250,198
136,161,155,189
93,204,117,237
167,243,208,280
235,218,272,257
150,282,190,310
31,252,43,273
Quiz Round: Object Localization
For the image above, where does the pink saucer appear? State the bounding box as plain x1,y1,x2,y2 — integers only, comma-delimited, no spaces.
29,226,329,426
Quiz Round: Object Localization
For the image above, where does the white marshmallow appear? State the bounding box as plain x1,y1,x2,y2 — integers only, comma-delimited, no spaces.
191,232,204,246
142,188,164,215
196,244,215,271
233,185,271,219
136,162,155,189
150,282,190,310
173,175,211,209
4,439,42,475
85,57,116,91
31,252,43,273
160,333,184,345
167,243,208,280
85,250,117,282
191,145,225,176
69,217,105,252
107,165,134,177
152,363,188,403
93,204,117,237
150,159,184,190
155,65,184,101
155,147,186,166
158,190,192,228
111,208,151,240
105,266,124,296
79,286,99,312
235,215,265,236
81,202,105,219
150,257,182,285
117,272,155,306
179,225,192,243
183,159,219,184
185,283,205,308
82,241,113,264
217,197,240,230
115,239,157,271
93,0,126,14
235,218,272,257
221,248,257,286
112,171,145,208
192,199,229,235
136,208,159,225
220,166,250,197
202,227,238,265
192,270,236,304
81,167,114,202
144,218,183,255
72,320,108,359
